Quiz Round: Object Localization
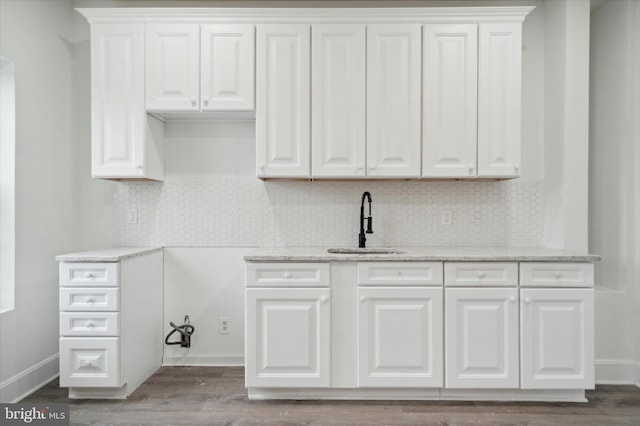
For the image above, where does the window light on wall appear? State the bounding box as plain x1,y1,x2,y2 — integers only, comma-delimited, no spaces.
0,55,15,313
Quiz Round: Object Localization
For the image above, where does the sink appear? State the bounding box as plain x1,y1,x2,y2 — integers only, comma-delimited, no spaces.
327,248,405,255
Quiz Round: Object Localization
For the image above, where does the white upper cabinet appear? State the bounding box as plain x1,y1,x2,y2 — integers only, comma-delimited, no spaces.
367,24,421,177
477,23,522,177
145,24,254,112
422,24,478,178
201,24,255,111
256,24,311,178
311,24,366,178
91,23,164,180
145,24,200,111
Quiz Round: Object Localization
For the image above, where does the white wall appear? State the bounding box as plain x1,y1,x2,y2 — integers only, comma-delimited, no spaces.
589,0,640,385
0,0,114,403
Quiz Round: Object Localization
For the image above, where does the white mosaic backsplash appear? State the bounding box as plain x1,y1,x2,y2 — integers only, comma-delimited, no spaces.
114,177,544,248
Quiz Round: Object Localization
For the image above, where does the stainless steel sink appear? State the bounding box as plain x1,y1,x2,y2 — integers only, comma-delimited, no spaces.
327,248,405,255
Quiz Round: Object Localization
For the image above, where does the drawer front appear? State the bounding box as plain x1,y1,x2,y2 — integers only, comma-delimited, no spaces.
60,288,119,311
59,337,121,387
246,263,330,287
60,262,119,287
520,262,594,288
357,262,443,286
445,262,518,287
60,312,120,337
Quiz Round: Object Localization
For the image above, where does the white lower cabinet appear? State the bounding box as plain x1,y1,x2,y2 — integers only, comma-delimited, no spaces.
58,251,163,399
357,286,443,387
445,287,519,389
520,288,594,389
246,260,595,400
245,287,331,387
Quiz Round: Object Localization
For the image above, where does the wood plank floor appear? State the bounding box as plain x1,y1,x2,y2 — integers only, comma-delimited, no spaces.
23,366,640,425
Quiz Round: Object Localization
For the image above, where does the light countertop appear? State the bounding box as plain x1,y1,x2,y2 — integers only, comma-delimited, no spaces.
56,247,163,262
244,246,601,262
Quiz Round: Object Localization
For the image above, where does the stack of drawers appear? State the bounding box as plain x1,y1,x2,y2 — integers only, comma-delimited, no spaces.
59,262,122,388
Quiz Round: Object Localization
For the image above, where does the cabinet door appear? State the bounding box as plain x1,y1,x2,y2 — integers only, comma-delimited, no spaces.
445,288,519,388
91,24,146,178
367,24,421,177
358,287,443,387
311,24,366,177
246,288,330,387
477,23,522,177
521,288,594,389
145,23,200,111
423,24,478,178
201,24,255,111
256,25,311,178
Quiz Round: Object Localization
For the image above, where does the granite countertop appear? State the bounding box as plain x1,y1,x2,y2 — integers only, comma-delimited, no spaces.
244,246,601,262
56,247,163,262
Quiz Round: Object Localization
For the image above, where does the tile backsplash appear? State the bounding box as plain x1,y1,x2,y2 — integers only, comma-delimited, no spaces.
114,176,544,248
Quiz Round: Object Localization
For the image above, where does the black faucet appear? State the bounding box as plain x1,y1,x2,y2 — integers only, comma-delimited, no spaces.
359,191,373,248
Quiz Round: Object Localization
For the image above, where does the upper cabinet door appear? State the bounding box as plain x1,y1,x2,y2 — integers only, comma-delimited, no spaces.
91,23,147,178
477,23,522,177
201,24,255,111
145,23,200,111
423,24,478,178
256,24,311,178
311,24,366,178
367,24,421,178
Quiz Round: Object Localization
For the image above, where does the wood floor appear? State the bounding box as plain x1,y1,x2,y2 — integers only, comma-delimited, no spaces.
23,366,640,425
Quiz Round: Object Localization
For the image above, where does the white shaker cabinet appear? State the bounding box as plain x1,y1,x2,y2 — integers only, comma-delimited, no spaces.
145,24,255,111
367,24,422,177
311,24,366,178
520,288,594,389
256,25,311,178
445,287,519,389
422,24,478,178
477,23,522,177
357,286,443,387
91,23,165,180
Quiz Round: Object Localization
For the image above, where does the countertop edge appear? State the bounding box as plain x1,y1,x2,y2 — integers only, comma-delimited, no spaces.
56,247,163,262
244,254,601,262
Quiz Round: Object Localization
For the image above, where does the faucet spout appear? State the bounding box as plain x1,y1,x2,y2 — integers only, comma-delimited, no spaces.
359,191,373,248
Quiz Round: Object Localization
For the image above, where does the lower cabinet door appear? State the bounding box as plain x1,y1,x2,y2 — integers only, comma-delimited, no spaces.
59,337,121,388
246,287,330,387
445,287,519,388
520,288,594,389
357,286,443,387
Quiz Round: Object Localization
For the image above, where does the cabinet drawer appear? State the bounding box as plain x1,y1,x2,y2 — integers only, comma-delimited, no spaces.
60,312,119,337
60,288,119,311
59,337,121,388
445,262,518,287
60,262,119,287
520,263,594,288
246,263,330,287
357,262,443,286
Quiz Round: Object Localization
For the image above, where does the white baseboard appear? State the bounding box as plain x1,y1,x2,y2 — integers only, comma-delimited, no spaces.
595,359,640,386
0,354,59,403
162,355,244,366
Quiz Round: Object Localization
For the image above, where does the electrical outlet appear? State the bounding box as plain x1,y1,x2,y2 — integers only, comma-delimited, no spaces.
219,317,231,334
127,208,138,224
441,210,452,225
